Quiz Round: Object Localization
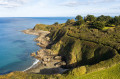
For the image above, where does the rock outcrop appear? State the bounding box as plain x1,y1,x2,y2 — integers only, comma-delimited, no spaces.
23,29,66,74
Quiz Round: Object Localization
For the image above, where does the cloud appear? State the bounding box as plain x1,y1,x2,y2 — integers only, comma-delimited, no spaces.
62,0,118,7
111,5,120,10
0,0,29,8
0,0,119,17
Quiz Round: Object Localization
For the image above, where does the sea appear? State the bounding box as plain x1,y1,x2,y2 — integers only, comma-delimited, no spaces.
0,17,74,75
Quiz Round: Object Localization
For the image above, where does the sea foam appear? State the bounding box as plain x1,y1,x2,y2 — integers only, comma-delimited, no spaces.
23,59,39,72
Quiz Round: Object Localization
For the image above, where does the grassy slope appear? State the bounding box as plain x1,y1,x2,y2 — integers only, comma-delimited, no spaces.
80,63,120,79
61,62,120,79
80,64,120,79
32,23,120,78
33,23,120,78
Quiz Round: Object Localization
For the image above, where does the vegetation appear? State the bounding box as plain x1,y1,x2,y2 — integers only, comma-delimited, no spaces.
54,22,59,26
91,21,105,30
75,15,83,21
97,15,112,22
1,15,120,79
84,15,96,22
108,16,120,26
65,19,75,25
75,15,85,26
67,15,120,29
75,19,84,26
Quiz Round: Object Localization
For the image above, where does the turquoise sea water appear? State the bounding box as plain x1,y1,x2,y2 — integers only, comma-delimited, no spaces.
0,17,74,75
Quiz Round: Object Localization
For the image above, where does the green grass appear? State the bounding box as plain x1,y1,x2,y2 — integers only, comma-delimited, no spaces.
57,63,120,79
102,27,115,31
78,63,120,79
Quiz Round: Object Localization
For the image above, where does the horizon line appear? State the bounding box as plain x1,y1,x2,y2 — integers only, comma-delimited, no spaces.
0,15,118,18
0,16,76,18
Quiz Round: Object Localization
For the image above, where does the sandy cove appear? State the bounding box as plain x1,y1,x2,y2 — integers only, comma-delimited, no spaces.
22,29,67,74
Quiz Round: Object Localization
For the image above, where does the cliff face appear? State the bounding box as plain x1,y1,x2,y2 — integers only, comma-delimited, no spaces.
1,23,120,79
33,23,120,74
49,28,120,73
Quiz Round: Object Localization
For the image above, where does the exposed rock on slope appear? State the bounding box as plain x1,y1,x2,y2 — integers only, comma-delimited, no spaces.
32,24,120,74
23,29,67,74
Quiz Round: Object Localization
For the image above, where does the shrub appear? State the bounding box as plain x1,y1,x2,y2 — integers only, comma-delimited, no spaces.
108,16,120,26
54,22,59,26
84,15,96,22
74,15,85,26
65,19,75,25
91,21,105,30
97,15,112,22
75,20,84,26
67,66,86,76
75,15,83,21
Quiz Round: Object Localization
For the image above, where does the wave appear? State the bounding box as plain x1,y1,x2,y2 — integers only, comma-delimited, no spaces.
23,59,39,72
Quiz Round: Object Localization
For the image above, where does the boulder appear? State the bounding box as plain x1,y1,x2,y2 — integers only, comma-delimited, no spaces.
61,61,66,65
54,56,62,60
31,52,36,57
54,62,62,67
54,61,66,67
42,57,51,62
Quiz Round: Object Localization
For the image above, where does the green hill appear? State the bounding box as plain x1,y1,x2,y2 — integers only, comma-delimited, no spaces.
1,15,120,79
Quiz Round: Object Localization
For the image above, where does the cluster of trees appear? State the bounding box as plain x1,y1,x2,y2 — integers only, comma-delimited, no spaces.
53,15,120,30
108,16,120,26
65,15,120,30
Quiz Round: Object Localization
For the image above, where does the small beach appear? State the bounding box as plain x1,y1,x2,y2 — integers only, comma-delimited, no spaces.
22,29,67,74
23,59,40,72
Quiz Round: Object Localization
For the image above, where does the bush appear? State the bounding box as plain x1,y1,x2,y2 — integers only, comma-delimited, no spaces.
65,19,75,25
75,15,83,21
75,20,84,26
54,22,59,26
97,15,112,22
84,15,96,22
92,21,105,30
67,66,86,76
108,16,120,26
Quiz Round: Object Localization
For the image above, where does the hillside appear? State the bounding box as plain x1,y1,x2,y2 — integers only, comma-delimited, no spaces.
1,15,120,79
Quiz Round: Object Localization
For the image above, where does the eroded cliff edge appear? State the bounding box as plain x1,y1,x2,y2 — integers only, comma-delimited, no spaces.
22,29,67,74
30,23,120,75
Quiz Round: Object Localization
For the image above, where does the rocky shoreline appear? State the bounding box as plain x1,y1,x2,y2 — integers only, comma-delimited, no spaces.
22,29,67,74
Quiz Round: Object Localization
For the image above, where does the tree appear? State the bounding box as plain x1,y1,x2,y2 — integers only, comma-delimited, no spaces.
75,15,84,25
66,19,72,25
92,21,105,30
66,19,75,25
84,15,96,22
54,22,59,26
75,20,84,26
97,15,112,22
70,19,76,23
108,16,120,26
75,15,83,21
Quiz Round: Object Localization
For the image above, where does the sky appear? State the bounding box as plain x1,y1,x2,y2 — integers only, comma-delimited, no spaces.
0,0,119,17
